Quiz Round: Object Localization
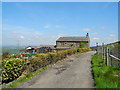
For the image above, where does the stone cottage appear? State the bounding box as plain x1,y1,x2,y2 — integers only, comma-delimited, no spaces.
56,33,90,50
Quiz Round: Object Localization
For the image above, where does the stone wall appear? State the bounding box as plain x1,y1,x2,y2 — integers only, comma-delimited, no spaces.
56,41,89,48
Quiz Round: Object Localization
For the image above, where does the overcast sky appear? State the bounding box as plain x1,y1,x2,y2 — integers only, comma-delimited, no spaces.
2,2,118,46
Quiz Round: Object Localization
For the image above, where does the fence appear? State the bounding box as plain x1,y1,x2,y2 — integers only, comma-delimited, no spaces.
91,45,120,66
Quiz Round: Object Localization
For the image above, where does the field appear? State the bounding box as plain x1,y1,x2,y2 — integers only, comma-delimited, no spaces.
2,48,25,54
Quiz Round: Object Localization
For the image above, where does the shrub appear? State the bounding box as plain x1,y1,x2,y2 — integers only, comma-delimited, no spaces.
2,48,90,84
29,48,89,72
29,54,48,71
2,52,11,59
2,58,26,83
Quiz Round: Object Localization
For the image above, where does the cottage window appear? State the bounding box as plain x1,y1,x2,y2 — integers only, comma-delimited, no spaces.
70,42,74,47
60,42,62,46
62,42,64,46
60,42,64,46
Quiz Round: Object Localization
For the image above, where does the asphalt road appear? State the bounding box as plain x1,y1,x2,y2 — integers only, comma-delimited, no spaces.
18,51,96,88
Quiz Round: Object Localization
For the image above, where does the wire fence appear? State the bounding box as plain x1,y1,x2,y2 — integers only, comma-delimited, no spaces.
91,45,120,66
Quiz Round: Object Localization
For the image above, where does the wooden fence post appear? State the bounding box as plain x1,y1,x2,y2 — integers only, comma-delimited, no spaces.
106,47,109,66
102,43,104,60
102,46,103,59
110,50,112,66
103,46,105,60
96,47,98,54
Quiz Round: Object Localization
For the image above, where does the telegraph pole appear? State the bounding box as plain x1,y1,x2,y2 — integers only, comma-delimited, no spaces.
17,40,20,54
102,43,104,60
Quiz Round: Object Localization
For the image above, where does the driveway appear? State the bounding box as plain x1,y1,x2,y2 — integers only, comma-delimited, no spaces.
17,51,96,88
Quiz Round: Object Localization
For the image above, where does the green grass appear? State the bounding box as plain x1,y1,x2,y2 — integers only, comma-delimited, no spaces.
92,54,120,88
5,65,50,88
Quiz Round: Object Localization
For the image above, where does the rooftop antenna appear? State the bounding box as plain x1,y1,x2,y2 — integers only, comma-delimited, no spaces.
86,33,89,37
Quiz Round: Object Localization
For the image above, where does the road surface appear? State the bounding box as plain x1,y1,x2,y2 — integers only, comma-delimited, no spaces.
18,51,96,88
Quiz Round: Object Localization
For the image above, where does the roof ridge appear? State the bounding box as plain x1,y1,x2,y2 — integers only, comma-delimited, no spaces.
60,36,86,38
56,36,89,41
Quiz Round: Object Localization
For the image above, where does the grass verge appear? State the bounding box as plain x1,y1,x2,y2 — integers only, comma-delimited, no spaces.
92,54,120,88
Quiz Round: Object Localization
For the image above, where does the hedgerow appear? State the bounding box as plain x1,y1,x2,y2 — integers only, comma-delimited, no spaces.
2,48,89,84
29,48,89,72
2,58,26,83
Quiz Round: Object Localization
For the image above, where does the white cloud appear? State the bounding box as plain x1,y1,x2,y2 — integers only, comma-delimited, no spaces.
54,25,64,28
11,31,17,34
100,26,106,29
56,33,68,38
92,32,98,35
107,34,118,43
90,37,101,46
90,34,118,46
3,24,44,46
34,32,42,35
91,26,107,30
3,24,43,35
92,37,100,40
3,24,64,46
57,34,65,38
20,36,25,39
109,34,115,37
92,26,97,28
82,28,91,31
43,24,64,29
43,25,51,28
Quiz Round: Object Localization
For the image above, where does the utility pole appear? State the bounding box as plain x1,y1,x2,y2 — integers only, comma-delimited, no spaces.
17,40,20,54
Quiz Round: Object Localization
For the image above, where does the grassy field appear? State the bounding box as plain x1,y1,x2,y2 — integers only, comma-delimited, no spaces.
92,54,120,88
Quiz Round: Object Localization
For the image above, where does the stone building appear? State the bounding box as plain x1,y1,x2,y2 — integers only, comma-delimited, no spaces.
25,45,55,53
56,33,90,50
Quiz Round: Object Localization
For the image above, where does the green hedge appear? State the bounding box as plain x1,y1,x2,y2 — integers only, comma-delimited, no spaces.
79,42,88,48
30,48,89,72
2,48,89,84
2,58,26,83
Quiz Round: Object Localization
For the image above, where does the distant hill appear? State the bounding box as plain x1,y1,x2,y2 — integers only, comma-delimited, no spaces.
1,45,27,54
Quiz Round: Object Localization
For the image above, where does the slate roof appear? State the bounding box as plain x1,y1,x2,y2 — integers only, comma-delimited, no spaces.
26,45,55,49
36,45,55,49
56,47,71,49
56,37,89,42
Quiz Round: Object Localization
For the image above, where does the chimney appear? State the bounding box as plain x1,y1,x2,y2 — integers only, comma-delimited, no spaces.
86,33,89,37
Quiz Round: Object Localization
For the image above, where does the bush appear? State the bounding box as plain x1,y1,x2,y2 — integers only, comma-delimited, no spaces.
2,48,89,84
2,52,11,59
29,54,48,71
29,48,89,72
2,58,26,83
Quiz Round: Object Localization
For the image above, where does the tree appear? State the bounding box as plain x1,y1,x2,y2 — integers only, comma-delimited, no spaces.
2,52,10,59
